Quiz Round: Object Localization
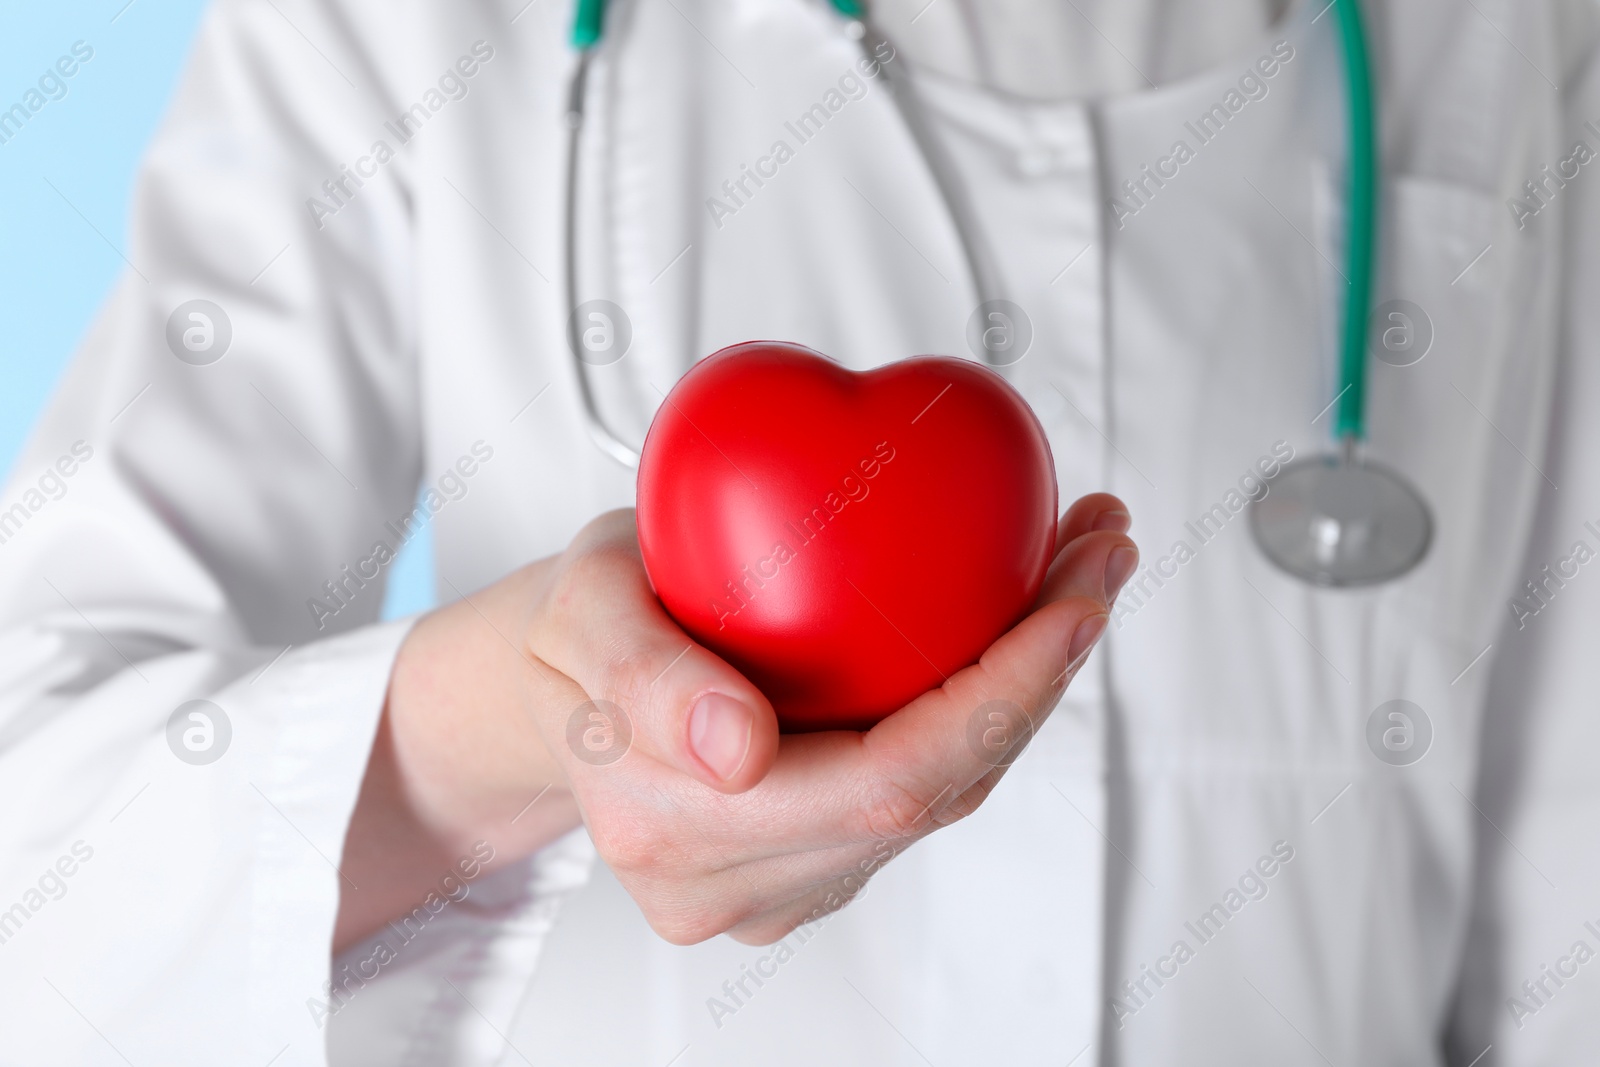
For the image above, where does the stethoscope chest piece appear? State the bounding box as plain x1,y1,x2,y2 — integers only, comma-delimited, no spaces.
1250,450,1432,588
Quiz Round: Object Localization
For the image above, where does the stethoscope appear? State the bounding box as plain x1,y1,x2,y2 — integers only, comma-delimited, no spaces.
562,0,1432,588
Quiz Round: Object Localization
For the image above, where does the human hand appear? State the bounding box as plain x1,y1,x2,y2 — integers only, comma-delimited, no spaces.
522,494,1136,945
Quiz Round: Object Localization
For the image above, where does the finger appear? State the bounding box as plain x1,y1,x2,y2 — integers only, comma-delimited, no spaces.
853,526,1136,830
1054,492,1131,553
532,509,781,793
668,527,1136,859
854,610,1109,832
1038,527,1141,608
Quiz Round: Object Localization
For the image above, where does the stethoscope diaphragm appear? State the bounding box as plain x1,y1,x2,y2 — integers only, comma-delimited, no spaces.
1250,449,1432,587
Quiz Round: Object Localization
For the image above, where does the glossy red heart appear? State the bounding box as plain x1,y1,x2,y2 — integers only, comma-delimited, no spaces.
637,342,1057,732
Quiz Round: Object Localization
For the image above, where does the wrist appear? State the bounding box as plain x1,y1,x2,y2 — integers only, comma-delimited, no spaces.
335,562,582,952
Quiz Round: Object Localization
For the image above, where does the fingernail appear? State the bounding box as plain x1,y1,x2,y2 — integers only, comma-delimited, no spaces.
1066,613,1109,672
689,693,753,782
1104,545,1139,600
1092,510,1131,533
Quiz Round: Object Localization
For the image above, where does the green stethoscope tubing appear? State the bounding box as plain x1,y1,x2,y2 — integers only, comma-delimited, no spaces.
566,0,1380,452
1333,0,1377,444
571,1,601,49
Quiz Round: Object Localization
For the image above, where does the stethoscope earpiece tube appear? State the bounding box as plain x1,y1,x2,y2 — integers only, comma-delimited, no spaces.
564,47,644,469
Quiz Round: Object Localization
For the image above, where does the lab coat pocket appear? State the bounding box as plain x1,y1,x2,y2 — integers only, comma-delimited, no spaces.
1368,174,1553,652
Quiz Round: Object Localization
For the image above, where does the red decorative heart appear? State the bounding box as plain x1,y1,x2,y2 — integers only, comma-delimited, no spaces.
637,342,1057,732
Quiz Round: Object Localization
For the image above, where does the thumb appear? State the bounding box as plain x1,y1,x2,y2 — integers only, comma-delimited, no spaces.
532,510,781,793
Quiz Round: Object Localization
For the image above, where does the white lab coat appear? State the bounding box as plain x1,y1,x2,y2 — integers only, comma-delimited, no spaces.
2,0,1599,1063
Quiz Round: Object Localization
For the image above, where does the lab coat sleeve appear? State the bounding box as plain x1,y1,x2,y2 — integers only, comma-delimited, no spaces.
1447,28,1600,1065
0,2,429,1063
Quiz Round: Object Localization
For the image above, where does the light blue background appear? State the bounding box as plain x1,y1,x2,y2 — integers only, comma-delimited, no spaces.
0,0,435,620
